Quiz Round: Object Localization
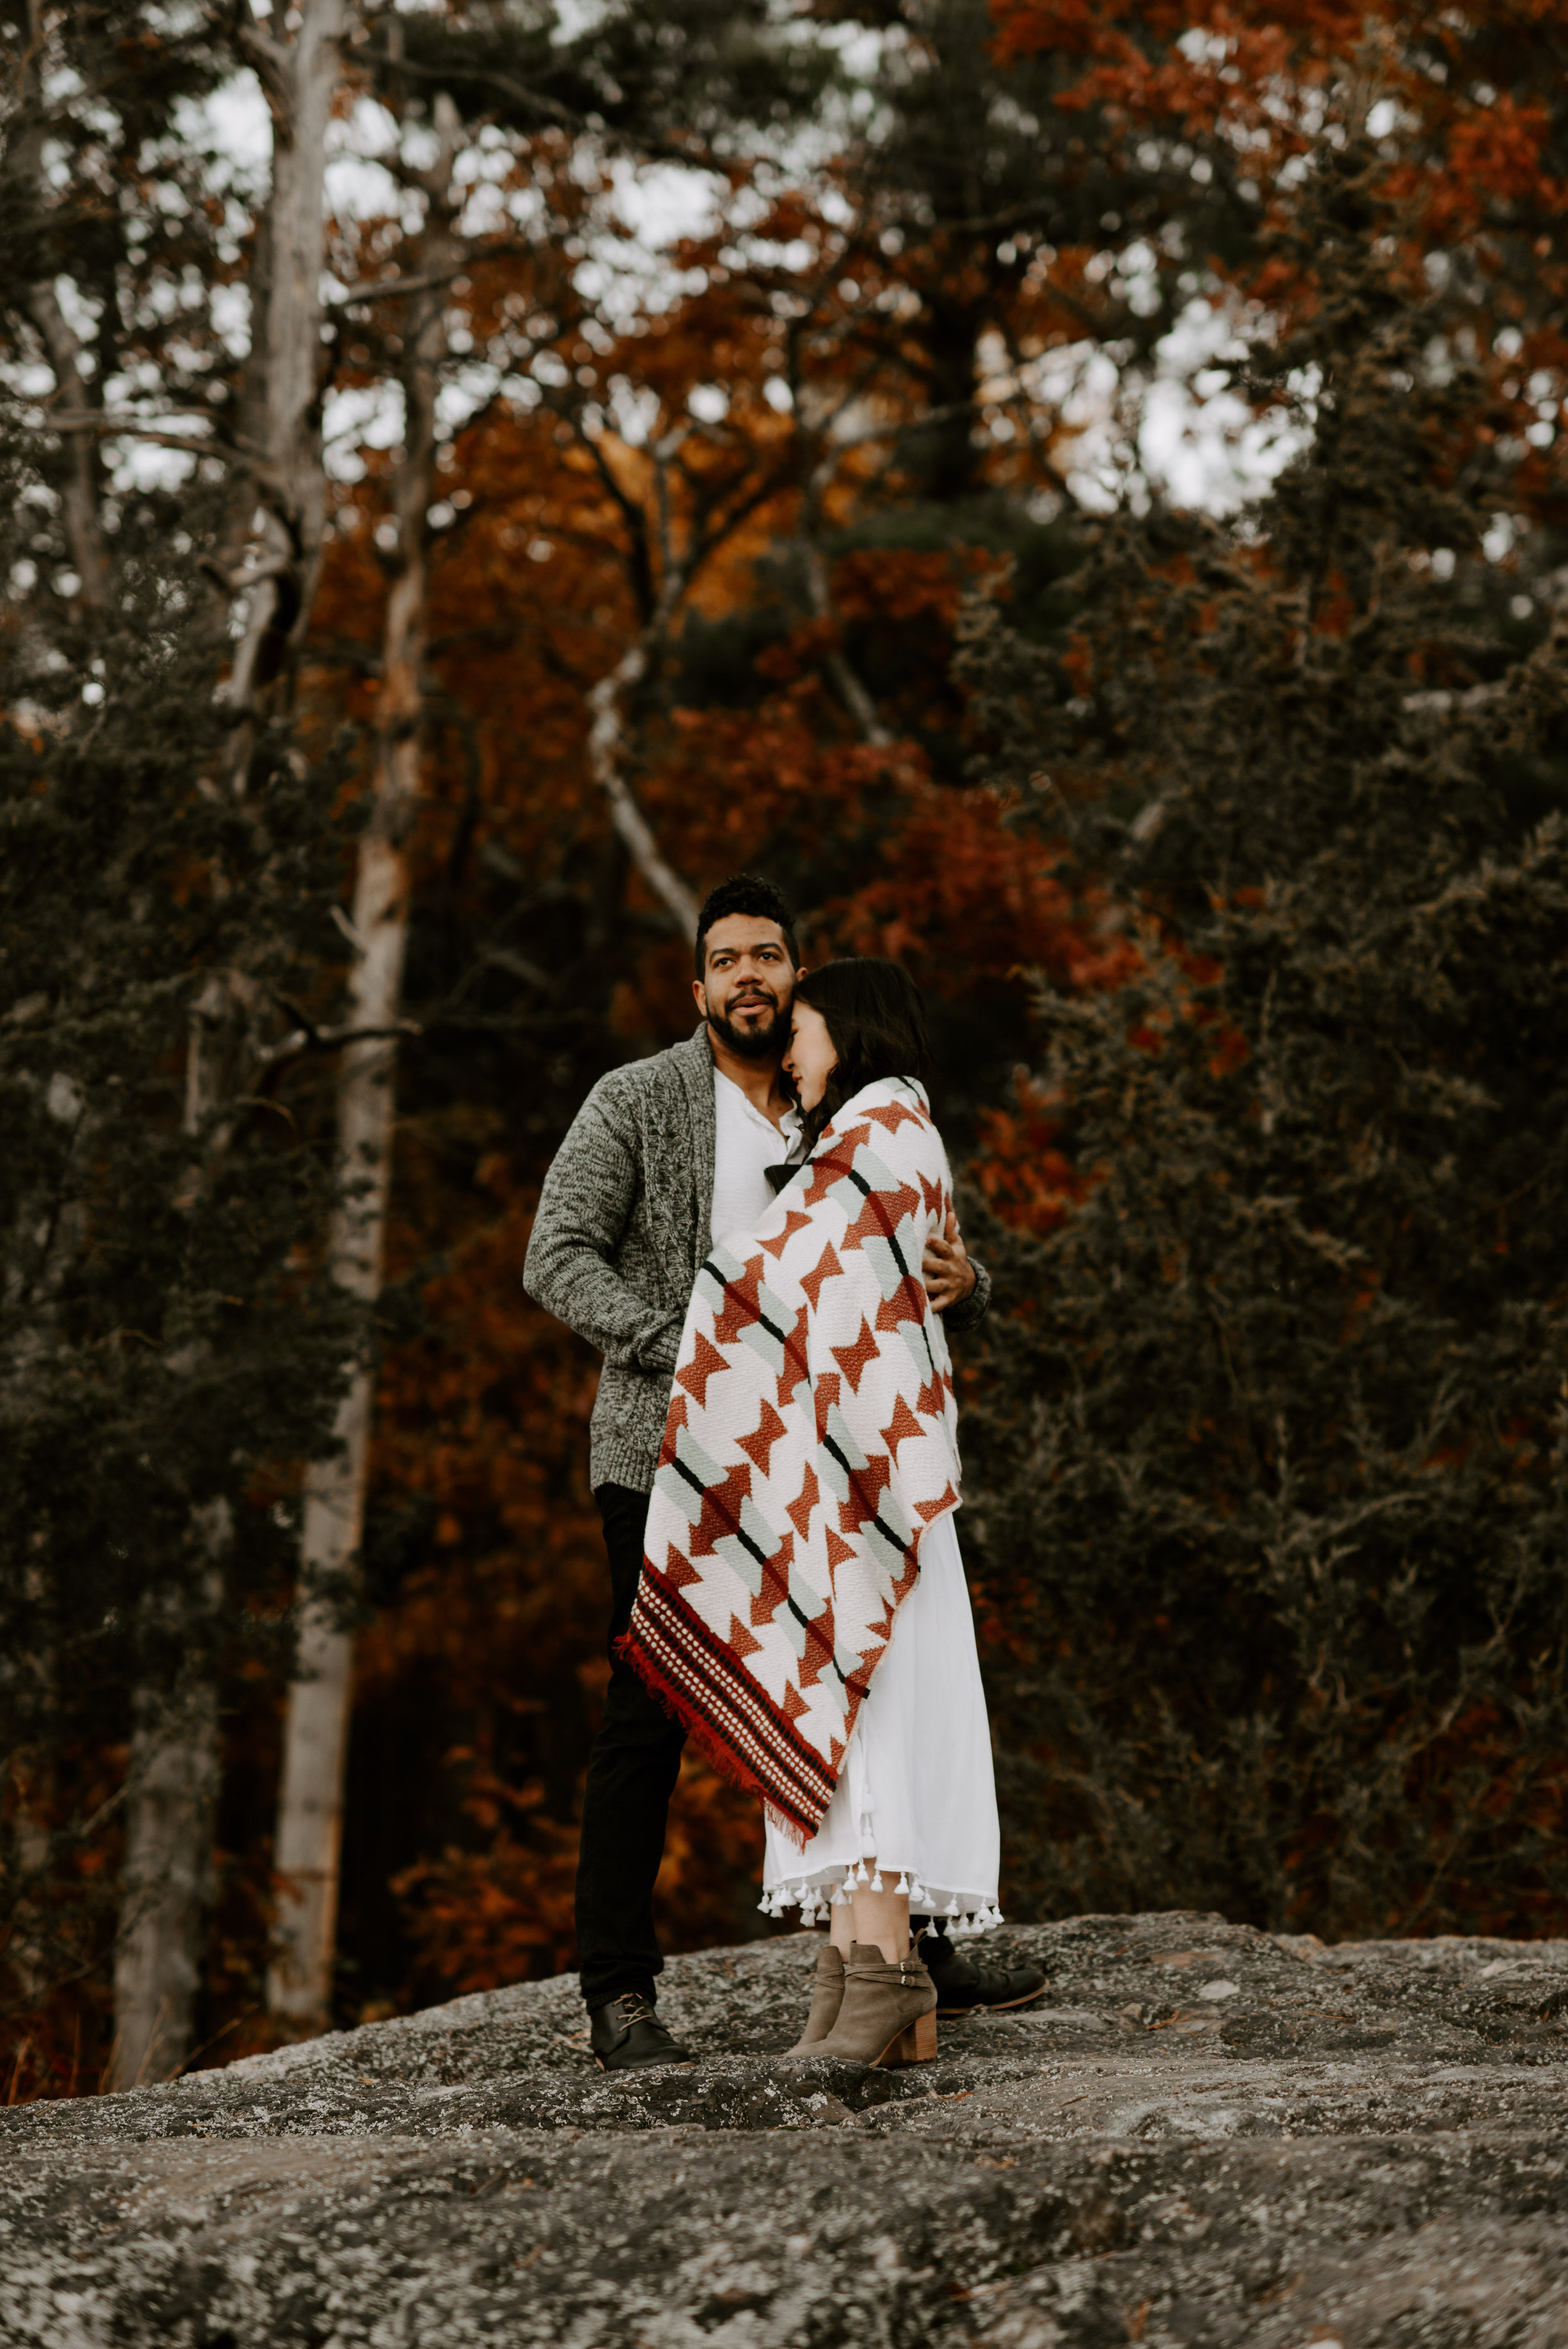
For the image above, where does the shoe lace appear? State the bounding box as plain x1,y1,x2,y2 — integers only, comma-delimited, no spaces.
614,1992,657,2025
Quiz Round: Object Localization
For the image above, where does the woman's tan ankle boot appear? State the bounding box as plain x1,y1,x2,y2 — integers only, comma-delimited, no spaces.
780,1941,845,2055
809,1941,937,2067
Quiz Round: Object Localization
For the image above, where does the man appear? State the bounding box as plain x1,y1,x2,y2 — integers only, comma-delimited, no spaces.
525,874,1039,2069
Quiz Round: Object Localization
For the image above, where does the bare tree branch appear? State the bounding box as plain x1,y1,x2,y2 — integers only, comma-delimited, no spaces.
253,1017,423,1076
46,414,236,465
366,44,735,177
223,0,291,121
329,262,472,309
587,638,699,943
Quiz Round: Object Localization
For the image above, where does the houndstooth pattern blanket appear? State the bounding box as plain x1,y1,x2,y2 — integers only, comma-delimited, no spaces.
622,1078,961,1842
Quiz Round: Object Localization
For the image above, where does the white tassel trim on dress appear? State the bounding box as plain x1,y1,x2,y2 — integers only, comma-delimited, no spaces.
760,1874,1002,1931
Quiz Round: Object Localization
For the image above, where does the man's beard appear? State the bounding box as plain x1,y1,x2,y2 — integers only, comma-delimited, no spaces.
707,996,786,1060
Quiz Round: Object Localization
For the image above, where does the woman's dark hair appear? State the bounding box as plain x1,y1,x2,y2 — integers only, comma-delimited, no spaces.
795,957,933,1143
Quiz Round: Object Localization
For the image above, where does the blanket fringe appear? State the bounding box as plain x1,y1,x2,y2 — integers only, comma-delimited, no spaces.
615,1629,815,1852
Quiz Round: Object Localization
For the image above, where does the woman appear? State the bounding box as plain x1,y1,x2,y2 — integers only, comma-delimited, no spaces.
623,958,1000,2067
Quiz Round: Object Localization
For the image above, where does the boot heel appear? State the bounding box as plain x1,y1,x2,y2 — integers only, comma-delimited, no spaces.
884,2010,937,2066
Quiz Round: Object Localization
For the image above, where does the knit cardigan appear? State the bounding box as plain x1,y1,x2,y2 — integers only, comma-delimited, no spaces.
524,1026,992,1494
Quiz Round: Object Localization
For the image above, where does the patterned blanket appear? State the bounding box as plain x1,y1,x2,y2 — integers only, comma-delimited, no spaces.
622,1076,961,1843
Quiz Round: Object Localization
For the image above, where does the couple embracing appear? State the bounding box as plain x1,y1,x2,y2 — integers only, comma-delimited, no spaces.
526,874,1043,2071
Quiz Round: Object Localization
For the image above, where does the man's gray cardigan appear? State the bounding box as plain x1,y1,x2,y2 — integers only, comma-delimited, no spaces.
524,1024,992,1495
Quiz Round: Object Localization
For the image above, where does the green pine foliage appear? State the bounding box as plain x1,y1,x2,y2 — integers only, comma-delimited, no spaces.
0,452,357,2027
960,141,1568,1938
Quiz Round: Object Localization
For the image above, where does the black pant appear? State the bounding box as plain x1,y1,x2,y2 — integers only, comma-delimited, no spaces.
574,1483,687,2011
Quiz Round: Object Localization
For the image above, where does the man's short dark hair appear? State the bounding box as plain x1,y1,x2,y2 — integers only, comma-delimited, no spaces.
694,874,799,977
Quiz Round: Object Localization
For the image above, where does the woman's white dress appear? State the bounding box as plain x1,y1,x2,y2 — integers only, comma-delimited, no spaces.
761,1507,1001,1930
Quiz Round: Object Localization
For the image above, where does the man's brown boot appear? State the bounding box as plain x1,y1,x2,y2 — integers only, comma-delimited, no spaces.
780,1941,845,2055
809,1941,937,2067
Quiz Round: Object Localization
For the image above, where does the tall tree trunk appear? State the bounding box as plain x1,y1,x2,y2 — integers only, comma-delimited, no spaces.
913,291,984,505
225,0,350,758
24,284,109,611
267,98,458,2035
109,1719,216,2087
14,3,108,608
105,1539,224,2092
108,0,350,2085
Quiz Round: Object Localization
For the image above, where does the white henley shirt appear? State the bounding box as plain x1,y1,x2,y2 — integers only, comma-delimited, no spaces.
711,1070,805,1247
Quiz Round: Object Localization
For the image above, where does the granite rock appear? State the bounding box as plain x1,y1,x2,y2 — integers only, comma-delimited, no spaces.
4,1912,1568,2345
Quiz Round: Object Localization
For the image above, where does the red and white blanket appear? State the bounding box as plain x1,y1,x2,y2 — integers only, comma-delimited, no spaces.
622,1077,961,1843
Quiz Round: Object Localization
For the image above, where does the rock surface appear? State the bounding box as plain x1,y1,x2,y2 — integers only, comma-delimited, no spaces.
5,1912,1568,2345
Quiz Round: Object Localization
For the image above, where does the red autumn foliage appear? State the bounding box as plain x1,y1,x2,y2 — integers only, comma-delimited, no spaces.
11,0,1564,2102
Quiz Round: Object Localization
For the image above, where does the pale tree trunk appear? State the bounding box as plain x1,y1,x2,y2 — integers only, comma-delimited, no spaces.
13,3,108,608
107,0,350,2085
267,97,458,2035
105,1530,225,2092
224,0,350,757
109,1695,217,2086
24,283,109,610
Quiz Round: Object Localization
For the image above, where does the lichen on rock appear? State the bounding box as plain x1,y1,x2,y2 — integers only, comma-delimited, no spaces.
4,1911,1567,2345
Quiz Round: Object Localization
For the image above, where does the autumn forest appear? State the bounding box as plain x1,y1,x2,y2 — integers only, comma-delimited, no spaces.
3,0,1567,2100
